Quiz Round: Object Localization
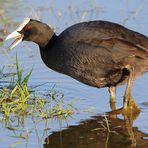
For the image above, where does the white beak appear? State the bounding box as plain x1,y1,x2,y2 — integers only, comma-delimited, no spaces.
5,18,31,49
5,31,23,49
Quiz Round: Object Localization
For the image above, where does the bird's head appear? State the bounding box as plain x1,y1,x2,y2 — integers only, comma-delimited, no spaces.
5,18,54,48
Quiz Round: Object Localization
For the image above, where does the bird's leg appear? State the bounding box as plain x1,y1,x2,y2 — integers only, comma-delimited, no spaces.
123,65,134,109
108,86,116,111
107,65,140,115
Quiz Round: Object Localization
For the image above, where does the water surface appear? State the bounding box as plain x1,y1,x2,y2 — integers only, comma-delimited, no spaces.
0,0,148,147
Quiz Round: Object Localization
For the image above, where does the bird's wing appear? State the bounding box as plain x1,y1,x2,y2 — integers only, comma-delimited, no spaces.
84,37,148,62
64,20,148,55
59,20,148,68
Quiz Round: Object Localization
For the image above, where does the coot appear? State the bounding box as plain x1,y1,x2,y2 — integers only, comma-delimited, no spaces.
5,18,148,110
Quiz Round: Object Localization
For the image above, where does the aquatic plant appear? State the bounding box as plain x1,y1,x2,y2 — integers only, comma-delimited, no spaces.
0,54,75,121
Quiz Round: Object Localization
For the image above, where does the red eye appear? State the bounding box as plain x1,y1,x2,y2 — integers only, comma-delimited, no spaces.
24,25,31,31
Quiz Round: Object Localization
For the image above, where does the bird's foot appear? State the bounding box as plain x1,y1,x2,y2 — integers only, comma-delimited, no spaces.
107,99,140,120
123,96,140,112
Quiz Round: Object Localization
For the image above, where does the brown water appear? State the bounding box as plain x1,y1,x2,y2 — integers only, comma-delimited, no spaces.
0,0,148,147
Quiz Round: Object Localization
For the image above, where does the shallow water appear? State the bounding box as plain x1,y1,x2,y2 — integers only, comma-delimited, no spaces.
0,0,148,147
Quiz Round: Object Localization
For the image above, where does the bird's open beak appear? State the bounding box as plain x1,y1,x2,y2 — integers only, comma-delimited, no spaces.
5,18,30,49
5,31,23,49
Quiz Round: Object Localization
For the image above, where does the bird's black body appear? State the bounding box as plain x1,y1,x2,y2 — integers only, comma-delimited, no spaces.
6,19,148,110
39,21,148,88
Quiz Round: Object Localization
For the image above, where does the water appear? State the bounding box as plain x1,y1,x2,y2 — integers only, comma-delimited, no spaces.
0,0,148,147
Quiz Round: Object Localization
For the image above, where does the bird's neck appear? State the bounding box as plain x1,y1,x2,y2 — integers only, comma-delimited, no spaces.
38,33,57,50
39,33,59,70
42,33,58,50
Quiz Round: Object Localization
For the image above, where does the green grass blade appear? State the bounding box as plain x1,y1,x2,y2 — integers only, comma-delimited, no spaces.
22,68,33,85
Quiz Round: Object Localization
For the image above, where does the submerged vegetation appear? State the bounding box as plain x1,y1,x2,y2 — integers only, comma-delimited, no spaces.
0,54,76,146
0,54,75,123
0,57,75,147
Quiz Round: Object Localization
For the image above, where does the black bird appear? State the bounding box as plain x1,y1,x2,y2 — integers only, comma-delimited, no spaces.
5,18,148,111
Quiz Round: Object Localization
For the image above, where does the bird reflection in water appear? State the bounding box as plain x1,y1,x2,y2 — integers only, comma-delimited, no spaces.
44,102,148,148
